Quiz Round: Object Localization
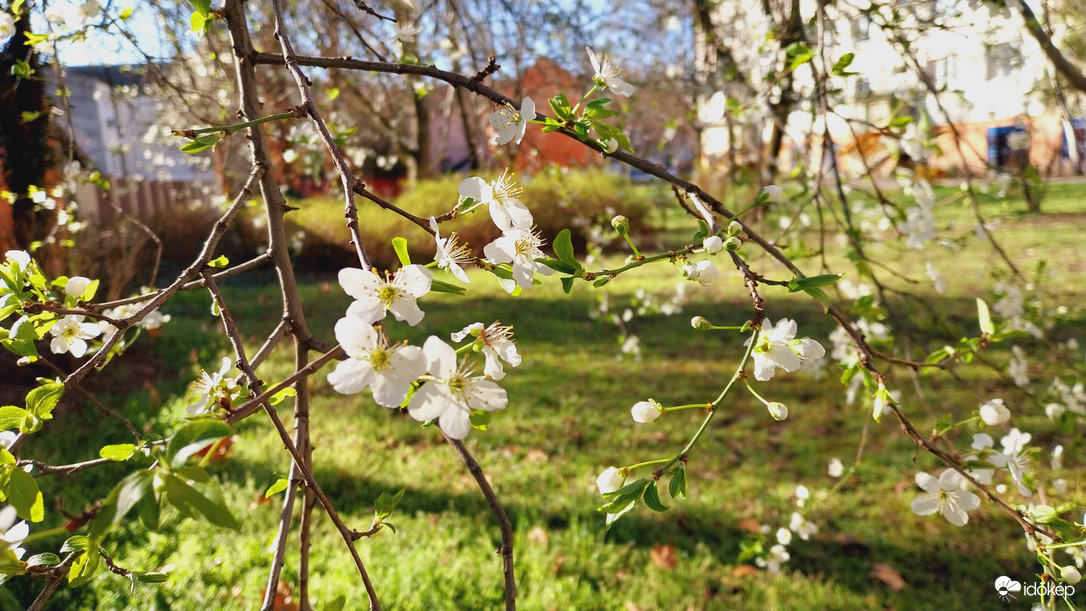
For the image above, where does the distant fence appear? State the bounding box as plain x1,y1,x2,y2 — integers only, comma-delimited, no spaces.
75,176,217,224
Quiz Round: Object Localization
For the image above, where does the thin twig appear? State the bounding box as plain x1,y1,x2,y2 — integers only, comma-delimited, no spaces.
446,437,516,611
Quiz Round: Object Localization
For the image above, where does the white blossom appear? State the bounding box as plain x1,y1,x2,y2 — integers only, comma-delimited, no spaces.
430,217,472,283
407,336,507,440
755,543,790,574
979,398,1011,426
788,511,818,539
776,527,792,546
451,321,520,380
3,250,30,272
746,318,826,381
0,506,28,560
483,225,554,291
760,185,782,203
489,97,534,146
925,262,946,295
458,171,533,231
339,265,432,326
586,47,634,97
828,457,844,478
910,470,981,526
680,260,719,286
766,402,788,421
49,315,102,357
630,399,663,423
65,276,92,299
0,12,14,42
186,356,235,415
326,317,426,407
596,467,626,494
702,235,723,254
1008,346,1029,387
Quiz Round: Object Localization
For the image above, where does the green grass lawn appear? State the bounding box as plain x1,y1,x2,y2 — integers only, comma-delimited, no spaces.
7,178,1086,610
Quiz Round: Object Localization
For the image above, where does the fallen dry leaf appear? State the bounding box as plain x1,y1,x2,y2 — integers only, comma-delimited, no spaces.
650,543,678,569
738,518,762,534
528,526,548,544
869,563,907,592
731,565,760,578
525,448,549,462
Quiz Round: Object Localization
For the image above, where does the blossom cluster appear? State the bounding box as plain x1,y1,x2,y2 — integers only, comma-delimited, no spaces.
326,263,520,439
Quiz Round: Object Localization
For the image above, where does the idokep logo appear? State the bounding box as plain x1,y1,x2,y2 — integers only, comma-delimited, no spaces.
994,576,1022,601
995,574,1077,603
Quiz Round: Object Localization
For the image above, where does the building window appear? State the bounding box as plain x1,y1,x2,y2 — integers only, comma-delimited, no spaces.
986,42,1021,80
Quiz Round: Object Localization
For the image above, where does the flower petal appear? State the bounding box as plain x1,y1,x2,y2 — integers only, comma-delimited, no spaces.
422,336,457,378
346,299,386,325
338,267,380,300
910,493,940,516
466,378,508,412
438,404,472,440
334,317,378,358
398,265,433,298
458,177,493,203
327,359,376,395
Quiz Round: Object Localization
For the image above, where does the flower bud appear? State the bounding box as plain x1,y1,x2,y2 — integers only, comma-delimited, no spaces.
1062,565,1082,585
724,236,741,251
681,262,700,281
979,398,1010,426
611,215,630,237
65,276,91,298
1045,402,1065,420
693,260,719,286
767,402,788,421
703,235,723,255
760,185,783,204
601,138,618,154
596,466,626,494
726,221,742,237
631,399,663,423
690,316,712,330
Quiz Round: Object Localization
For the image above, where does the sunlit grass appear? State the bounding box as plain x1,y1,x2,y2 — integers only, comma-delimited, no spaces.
11,181,1086,610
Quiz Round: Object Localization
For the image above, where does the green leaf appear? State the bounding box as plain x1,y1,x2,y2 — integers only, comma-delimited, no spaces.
25,381,63,421
6,468,44,522
324,595,347,611
137,487,160,532
134,571,169,583
0,406,38,433
586,97,613,111
25,553,60,568
61,536,90,554
429,279,468,296
668,467,687,500
162,467,240,529
374,488,406,519
180,133,219,153
599,479,650,515
89,471,152,542
392,237,412,267
889,115,914,128
538,258,580,275
831,52,858,76
560,277,575,294
788,273,843,292
976,298,994,335
801,286,833,313
68,542,100,587
268,387,297,406
643,482,669,512
592,276,610,287
264,478,289,498
99,444,137,462
551,229,578,267
548,94,573,121
207,255,230,269
166,420,233,469
1029,505,1058,524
